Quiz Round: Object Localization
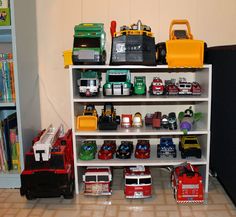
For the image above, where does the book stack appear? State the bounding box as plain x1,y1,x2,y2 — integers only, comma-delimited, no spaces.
0,53,15,101
0,112,19,172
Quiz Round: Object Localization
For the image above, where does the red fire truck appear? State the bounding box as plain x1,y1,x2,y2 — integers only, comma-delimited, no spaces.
150,77,164,95
83,167,112,195
171,163,204,203
124,166,152,198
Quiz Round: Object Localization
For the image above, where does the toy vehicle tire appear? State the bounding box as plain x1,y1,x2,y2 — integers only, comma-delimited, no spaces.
178,142,182,151
101,51,106,65
25,191,35,200
115,116,120,124
63,181,74,199
181,151,186,159
173,152,177,158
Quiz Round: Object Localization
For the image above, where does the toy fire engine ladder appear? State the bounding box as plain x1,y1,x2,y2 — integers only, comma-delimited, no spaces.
33,124,64,161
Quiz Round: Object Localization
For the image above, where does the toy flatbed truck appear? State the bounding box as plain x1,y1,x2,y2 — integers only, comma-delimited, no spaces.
20,125,74,200
72,23,106,65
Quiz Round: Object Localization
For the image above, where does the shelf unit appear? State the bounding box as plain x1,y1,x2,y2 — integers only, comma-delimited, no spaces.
69,64,212,199
0,0,40,188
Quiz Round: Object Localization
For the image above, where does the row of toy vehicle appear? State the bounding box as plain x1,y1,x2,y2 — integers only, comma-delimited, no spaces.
82,164,204,203
77,103,202,134
67,19,205,68
76,70,202,97
78,136,202,161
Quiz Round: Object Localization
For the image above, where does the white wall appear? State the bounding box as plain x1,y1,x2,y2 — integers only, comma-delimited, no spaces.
34,0,236,128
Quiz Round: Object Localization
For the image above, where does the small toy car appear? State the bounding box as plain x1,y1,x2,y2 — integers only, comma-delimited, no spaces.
168,112,177,130
132,112,143,128
171,163,204,203
121,114,132,128
157,137,177,158
145,113,154,126
161,114,169,129
79,140,97,160
134,76,146,95
152,112,162,128
98,103,120,130
116,141,134,159
191,81,201,95
176,77,192,95
179,135,201,158
98,140,116,160
149,77,164,95
165,79,179,95
135,140,150,159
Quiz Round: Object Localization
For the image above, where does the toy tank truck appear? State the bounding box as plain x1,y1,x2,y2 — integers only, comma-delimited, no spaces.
72,23,106,65
20,125,74,200
110,20,156,65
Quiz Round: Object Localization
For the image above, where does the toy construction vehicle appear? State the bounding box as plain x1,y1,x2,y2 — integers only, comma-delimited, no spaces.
20,125,74,200
165,19,204,68
171,162,204,203
110,20,156,65
76,104,98,131
72,23,106,65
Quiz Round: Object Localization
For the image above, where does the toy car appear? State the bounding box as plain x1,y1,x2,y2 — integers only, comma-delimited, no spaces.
134,76,146,95
124,166,152,198
145,113,154,126
20,126,74,200
152,112,162,128
168,112,177,130
179,135,201,158
132,112,143,128
157,137,176,158
116,141,134,159
83,167,112,195
171,163,204,203
191,81,201,95
103,70,133,96
135,140,150,159
176,77,192,95
161,114,169,129
98,140,116,160
121,114,132,128
149,77,164,95
165,79,179,95
79,140,97,160
98,103,120,130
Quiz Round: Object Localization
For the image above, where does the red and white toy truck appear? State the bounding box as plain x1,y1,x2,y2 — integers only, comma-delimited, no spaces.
171,163,204,203
83,167,112,196
124,166,152,198
150,77,164,95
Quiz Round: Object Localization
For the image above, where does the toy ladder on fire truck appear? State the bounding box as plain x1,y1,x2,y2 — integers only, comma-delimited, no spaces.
33,124,64,161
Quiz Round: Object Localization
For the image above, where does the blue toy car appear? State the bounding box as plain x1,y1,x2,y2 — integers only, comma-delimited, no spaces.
157,137,177,158
116,141,134,159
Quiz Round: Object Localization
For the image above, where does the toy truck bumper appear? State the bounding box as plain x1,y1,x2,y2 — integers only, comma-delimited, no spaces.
73,50,104,65
104,87,131,96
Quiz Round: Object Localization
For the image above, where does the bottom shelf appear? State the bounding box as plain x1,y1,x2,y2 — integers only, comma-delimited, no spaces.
0,172,21,188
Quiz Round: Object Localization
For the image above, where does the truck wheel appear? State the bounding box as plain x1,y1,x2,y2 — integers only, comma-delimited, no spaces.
181,152,186,159
101,51,106,65
63,181,74,199
26,191,35,200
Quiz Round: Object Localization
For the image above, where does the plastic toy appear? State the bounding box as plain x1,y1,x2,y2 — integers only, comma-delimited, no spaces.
168,112,178,130
161,114,169,129
144,113,154,126
79,140,97,160
132,112,143,128
191,81,201,95
178,106,202,134
121,114,132,128
83,167,112,195
76,104,98,131
152,112,162,128
165,79,179,95
149,77,164,95
72,23,106,65
135,140,150,159
179,135,202,158
77,71,101,96
110,20,156,65
124,166,152,198
171,163,204,203
98,103,120,130
103,70,133,96
166,19,204,68
176,77,193,95
98,140,116,160
134,76,146,95
157,137,176,158
20,125,74,200
116,141,134,159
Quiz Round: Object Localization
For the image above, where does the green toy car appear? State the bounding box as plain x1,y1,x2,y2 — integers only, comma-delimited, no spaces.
79,140,97,160
134,76,146,95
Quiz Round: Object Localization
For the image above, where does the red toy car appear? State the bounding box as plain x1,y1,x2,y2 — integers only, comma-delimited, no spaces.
191,81,201,95
150,77,164,95
165,79,179,95
121,114,132,128
135,140,150,159
152,111,162,128
98,140,116,160
171,163,204,203
145,113,154,126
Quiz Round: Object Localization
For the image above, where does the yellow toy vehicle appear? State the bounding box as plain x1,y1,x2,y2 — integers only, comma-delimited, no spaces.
166,19,204,68
76,104,98,131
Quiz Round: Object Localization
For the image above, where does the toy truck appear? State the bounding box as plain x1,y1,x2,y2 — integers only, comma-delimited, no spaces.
157,137,177,158
124,166,152,198
103,70,133,96
83,167,112,195
149,77,164,95
72,23,106,65
20,125,74,200
171,163,204,203
77,71,101,96
134,76,146,95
